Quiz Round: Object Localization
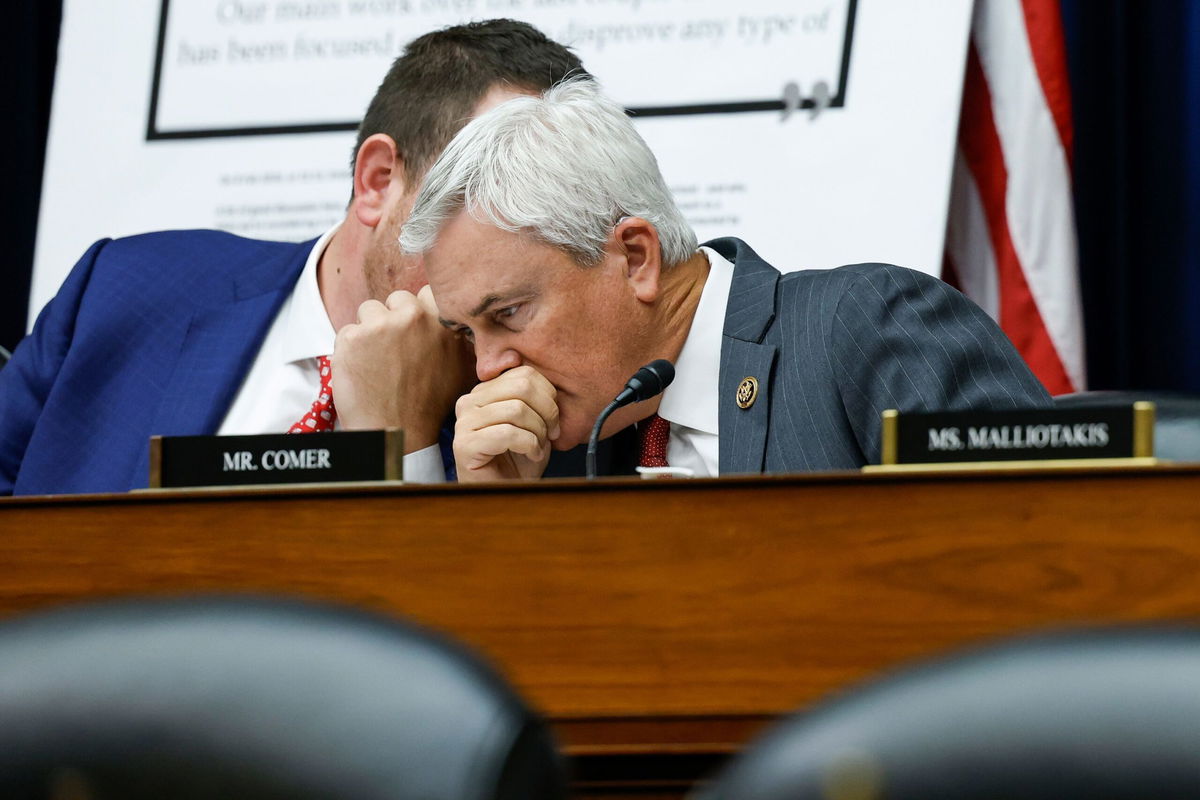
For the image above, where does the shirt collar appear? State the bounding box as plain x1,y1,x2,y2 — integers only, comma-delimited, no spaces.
656,246,733,436
279,225,340,365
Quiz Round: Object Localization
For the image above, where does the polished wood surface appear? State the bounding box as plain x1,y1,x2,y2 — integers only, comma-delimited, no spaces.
3,466,1200,795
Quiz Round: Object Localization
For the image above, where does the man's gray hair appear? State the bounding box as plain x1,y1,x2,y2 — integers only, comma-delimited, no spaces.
399,77,697,267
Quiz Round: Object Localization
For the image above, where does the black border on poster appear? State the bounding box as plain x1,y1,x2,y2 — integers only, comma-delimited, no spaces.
146,0,857,141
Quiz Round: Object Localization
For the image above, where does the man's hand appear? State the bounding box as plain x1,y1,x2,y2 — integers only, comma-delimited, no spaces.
332,286,474,452
453,366,560,482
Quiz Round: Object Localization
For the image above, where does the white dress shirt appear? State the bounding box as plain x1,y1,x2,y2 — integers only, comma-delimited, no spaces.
218,226,445,482
654,246,734,478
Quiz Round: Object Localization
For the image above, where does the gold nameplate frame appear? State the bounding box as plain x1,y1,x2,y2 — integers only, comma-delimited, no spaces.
865,402,1156,474
149,429,404,489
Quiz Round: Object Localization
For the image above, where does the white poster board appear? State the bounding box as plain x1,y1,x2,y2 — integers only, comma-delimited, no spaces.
31,0,972,320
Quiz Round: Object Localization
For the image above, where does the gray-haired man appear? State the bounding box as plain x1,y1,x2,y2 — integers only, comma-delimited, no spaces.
402,78,1051,481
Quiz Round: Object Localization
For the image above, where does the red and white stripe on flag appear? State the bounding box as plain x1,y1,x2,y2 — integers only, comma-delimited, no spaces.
944,0,1085,395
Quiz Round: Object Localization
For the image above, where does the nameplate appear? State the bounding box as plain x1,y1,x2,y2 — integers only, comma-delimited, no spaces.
874,403,1155,469
149,430,403,489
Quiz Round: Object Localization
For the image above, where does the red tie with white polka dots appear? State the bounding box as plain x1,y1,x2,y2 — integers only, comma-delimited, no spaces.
637,414,671,468
288,355,337,433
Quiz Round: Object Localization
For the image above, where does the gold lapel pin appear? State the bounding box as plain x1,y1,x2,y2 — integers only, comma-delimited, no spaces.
736,377,759,409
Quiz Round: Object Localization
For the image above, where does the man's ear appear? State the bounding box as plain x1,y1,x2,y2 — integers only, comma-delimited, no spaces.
352,133,406,229
612,217,663,303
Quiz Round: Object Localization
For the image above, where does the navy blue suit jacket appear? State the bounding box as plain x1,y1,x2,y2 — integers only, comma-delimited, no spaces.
1,231,312,495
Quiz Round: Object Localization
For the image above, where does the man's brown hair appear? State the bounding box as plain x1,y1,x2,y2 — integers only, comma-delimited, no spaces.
354,19,588,183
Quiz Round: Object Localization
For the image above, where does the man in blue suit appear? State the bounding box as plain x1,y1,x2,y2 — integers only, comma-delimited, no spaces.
400,79,1052,481
0,20,588,495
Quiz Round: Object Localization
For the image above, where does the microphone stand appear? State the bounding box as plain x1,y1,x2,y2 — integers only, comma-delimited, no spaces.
586,398,622,480
585,359,675,481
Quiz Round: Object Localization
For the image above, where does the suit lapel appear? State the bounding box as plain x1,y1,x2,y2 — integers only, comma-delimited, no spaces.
719,338,777,474
144,240,312,443
149,294,292,439
706,238,781,475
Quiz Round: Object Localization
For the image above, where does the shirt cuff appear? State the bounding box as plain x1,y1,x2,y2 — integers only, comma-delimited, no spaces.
402,444,446,483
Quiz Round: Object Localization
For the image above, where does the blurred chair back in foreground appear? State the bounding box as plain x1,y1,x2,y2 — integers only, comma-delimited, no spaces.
0,596,565,800
698,628,1200,800
1055,390,1200,461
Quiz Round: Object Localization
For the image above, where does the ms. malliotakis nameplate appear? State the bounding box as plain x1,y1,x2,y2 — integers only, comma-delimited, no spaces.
148,429,403,489
866,403,1156,473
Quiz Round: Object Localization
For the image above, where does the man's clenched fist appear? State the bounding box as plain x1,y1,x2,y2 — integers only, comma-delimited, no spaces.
452,365,560,481
332,285,474,452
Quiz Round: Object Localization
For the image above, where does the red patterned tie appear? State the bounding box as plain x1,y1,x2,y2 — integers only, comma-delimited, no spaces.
288,355,337,433
637,414,671,468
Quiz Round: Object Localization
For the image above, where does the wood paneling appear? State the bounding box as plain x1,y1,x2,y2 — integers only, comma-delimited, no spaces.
3,466,1199,795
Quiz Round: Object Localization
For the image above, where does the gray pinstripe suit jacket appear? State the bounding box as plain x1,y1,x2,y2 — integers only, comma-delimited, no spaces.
708,237,1052,474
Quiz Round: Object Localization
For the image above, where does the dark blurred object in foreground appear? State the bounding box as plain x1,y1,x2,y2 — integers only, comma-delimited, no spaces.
700,627,1200,800
0,596,565,800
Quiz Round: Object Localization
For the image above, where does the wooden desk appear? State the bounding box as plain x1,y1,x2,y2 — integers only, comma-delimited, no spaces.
3,466,1200,796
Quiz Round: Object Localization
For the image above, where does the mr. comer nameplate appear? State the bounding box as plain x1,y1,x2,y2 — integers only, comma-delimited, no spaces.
149,430,403,489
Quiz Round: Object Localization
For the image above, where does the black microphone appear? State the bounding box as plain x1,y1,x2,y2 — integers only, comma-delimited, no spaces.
586,359,675,479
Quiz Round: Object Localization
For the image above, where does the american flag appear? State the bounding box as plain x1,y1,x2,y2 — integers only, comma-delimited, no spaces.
944,0,1085,396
